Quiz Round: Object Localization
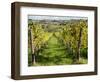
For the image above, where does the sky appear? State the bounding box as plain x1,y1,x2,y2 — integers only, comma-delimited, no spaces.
28,15,88,21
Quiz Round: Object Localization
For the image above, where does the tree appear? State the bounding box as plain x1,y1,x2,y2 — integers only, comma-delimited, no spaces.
28,21,52,65
59,20,88,63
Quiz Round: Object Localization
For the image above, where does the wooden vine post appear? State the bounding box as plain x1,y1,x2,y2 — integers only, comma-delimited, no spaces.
30,28,36,65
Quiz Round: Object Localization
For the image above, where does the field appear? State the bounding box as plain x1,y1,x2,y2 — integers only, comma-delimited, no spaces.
28,15,88,66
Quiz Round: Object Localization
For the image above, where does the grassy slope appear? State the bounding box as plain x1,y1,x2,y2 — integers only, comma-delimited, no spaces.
36,33,73,66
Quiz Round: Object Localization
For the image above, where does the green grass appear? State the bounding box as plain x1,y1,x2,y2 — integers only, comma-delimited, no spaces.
28,33,88,66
